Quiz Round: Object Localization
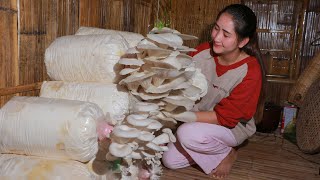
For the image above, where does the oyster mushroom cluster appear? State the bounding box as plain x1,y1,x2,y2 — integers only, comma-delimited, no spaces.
108,27,208,180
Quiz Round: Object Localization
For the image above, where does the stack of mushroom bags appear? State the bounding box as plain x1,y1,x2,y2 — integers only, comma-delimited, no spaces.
0,26,207,180
106,27,208,180
0,27,144,180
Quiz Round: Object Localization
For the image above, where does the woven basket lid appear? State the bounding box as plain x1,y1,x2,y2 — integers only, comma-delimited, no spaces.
296,78,320,154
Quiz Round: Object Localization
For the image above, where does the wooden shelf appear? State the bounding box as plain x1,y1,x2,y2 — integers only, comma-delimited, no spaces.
266,77,296,84
257,29,294,34
260,49,292,53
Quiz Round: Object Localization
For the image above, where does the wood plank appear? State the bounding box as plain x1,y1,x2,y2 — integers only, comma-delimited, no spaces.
0,82,42,96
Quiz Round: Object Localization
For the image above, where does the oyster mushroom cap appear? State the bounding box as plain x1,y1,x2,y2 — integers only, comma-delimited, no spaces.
112,125,141,138
137,39,158,47
118,58,145,66
150,67,183,79
188,68,208,97
176,54,193,68
143,76,187,94
151,133,171,145
141,151,156,158
136,44,172,58
161,52,183,70
119,67,139,75
138,131,155,141
146,120,163,130
119,71,155,84
147,33,183,48
131,89,169,100
126,114,154,127
162,128,176,142
109,142,133,157
162,96,195,111
133,102,159,112
143,56,177,70
127,151,142,159
146,142,168,151
149,27,180,34
149,27,198,40
125,47,140,54
151,112,177,123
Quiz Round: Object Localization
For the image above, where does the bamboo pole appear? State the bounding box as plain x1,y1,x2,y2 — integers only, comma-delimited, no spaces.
0,82,42,96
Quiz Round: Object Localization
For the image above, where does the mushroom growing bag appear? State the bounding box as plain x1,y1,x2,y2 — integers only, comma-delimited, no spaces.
45,34,129,83
40,81,130,123
0,96,104,162
75,26,144,48
0,154,104,180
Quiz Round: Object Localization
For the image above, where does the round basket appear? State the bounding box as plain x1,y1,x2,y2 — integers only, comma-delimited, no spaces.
288,52,320,107
296,78,320,154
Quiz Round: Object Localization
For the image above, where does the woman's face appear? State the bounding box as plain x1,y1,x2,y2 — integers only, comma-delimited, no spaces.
211,12,240,55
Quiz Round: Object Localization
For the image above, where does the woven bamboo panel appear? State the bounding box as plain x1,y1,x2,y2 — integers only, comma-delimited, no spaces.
265,82,293,106
170,0,240,48
300,0,320,72
131,0,154,36
17,0,80,99
80,0,124,30
0,0,18,107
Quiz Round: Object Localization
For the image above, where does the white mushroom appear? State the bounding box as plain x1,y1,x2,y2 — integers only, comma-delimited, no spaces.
119,71,155,85
150,67,184,79
127,151,142,159
143,76,187,94
138,131,155,142
125,47,140,54
131,89,169,100
152,76,166,86
141,151,156,158
126,114,154,127
162,128,176,142
146,142,168,152
146,120,163,130
112,125,141,138
118,58,145,66
146,33,183,49
133,102,159,113
136,44,172,58
109,142,133,157
119,68,139,75
151,133,170,145
162,96,195,111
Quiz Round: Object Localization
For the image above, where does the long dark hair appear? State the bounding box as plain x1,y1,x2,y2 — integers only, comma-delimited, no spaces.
210,4,266,81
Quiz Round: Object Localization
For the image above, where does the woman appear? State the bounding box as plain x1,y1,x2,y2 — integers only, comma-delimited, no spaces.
162,4,265,179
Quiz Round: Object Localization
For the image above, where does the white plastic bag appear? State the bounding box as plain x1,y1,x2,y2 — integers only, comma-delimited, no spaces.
75,26,144,48
0,96,104,162
0,154,105,180
40,81,130,123
45,34,129,83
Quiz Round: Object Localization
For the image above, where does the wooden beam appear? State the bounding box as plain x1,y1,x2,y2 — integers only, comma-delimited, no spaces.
0,82,42,96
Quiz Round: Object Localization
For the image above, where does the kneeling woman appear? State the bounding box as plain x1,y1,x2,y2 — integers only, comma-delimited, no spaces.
162,4,265,179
